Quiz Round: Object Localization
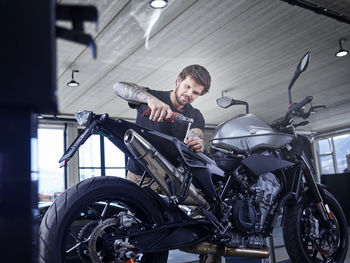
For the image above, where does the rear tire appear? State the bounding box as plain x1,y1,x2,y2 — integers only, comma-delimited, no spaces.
283,189,348,262
39,176,168,263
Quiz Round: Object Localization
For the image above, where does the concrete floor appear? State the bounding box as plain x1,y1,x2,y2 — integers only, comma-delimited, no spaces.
167,226,350,263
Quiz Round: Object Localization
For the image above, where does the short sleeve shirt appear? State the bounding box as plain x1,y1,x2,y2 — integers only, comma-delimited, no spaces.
127,88,204,175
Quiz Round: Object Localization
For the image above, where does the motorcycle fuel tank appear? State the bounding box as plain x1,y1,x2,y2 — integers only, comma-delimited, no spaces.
211,114,294,154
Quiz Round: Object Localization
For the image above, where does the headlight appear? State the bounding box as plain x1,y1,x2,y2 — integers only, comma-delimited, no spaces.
75,111,92,126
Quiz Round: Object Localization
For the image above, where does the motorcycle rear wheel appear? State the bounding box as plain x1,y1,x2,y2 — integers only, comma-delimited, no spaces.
39,176,168,263
283,189,348,262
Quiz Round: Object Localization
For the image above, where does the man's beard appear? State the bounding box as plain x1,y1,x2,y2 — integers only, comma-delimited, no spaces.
174,86,185,106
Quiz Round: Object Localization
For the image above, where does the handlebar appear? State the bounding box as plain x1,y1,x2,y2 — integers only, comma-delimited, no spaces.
273,96,314,129
292,96,313,112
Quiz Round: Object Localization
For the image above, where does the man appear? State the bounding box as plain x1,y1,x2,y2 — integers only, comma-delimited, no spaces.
113,64,210,190
114,65,221,263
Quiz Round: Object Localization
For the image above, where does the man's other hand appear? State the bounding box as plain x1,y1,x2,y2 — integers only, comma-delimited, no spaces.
185,128,205,152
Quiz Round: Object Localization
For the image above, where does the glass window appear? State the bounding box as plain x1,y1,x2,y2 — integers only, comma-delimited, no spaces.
333,134,350,173
79,134,126,180
318,138,332,155
320,155,335,175
79,135,101,180
105,139,125,167
79,168,102,180
37,128,64,202
105,169,126,178
317,132,350,175
79,134,101,168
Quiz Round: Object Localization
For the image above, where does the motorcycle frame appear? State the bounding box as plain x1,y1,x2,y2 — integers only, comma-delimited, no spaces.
60,113,331,253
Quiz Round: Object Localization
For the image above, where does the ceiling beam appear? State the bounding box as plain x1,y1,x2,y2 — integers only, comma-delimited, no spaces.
280,0,350,25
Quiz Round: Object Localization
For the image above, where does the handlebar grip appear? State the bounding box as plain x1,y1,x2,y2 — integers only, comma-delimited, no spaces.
294,96,313,110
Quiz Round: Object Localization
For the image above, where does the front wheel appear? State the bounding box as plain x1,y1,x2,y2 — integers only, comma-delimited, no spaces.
283,189,348,262
39,176,168,263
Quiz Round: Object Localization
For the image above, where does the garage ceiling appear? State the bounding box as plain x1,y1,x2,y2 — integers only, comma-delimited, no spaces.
56,0,350,134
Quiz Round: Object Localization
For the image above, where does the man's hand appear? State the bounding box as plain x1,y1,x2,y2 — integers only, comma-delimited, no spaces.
148,97,173,122
113,82,173,122
185,128,205,152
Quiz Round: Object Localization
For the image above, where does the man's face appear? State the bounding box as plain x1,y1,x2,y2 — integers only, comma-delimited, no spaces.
174,76,204,106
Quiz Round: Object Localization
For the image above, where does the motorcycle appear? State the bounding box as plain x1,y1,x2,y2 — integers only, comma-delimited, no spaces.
39,52,348,263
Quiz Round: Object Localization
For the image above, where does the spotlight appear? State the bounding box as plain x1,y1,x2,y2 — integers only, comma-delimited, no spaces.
67,70,79,87
149,0,168,9
335,39,349,57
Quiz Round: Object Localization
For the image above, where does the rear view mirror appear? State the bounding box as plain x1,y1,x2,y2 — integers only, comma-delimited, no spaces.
296,52,310,74
217,96,234,108
217,96,250,113
288,52,311,104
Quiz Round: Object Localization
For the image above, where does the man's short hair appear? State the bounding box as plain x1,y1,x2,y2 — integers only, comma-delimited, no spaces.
178,64,211,95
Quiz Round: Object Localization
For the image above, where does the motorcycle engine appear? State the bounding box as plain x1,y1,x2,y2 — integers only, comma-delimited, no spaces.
224,172,281,248
251,172,281,230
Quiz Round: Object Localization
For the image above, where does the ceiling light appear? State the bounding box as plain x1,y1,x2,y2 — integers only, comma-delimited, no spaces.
335,39,349,57
67,70,79,87
149,0,168,9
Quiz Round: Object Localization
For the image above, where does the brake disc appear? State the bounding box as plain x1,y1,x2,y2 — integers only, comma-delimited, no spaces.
88,217,118,262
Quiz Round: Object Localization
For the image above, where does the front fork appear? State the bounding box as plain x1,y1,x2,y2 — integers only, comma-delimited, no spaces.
299,156,332,223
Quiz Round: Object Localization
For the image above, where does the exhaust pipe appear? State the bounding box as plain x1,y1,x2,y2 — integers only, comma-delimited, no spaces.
182,242,270,258
124,129,209,208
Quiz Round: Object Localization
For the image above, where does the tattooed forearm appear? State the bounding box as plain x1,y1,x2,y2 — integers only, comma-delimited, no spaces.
113,82,153,103
187,128,204,140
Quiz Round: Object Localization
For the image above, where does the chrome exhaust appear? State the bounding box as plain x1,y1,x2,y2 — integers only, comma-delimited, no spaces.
124,129,209,207
181,242,270,258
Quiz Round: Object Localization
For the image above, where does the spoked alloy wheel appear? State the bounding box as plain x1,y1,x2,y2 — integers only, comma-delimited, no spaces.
39,176,168,263
283,189,348,262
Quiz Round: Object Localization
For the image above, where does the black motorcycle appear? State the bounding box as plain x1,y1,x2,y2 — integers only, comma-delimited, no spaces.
39,52,348,263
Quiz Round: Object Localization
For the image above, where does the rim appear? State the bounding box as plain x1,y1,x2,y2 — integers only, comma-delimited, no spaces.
61,196,155,263
301,203,342,262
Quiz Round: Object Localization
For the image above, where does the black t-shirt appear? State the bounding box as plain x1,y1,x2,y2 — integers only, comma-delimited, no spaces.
127,88,205,175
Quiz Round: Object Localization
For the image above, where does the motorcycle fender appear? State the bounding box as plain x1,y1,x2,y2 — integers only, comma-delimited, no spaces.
242,153,294,176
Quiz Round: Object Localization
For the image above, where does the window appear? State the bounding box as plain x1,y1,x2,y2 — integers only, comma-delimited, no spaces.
79,134,126,180
79,134,101,180
37,128,65,202
333,134,350,173
104,138,127,177
317,133,350,174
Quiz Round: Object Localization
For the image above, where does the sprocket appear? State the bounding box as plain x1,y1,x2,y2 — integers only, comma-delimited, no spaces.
76,221,98,262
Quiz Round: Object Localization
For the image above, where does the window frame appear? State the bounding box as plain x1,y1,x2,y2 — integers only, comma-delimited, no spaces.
316,130,350,175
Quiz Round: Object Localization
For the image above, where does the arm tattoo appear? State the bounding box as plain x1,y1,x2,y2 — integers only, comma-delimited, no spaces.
187,128,204,140
114,82,153,103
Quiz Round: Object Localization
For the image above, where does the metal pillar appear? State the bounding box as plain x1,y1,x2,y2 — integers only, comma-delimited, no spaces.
0,0,56,261
0,109,38,261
